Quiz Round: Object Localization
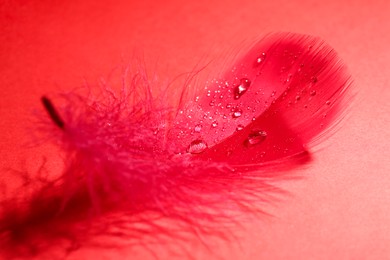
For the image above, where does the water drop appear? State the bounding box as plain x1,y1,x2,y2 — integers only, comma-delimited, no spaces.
211,121,218,128
310,90,316,96
234,78,251,99
245,129,267,147
295,95,301,101
326,100,331,105
236,124,244,131
187,139,208,154
209,101,215,106
286,73,293,83
255,52,266,65
232,109,242,118
194,124,202,133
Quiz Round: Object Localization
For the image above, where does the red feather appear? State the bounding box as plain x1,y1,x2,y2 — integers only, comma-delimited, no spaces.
0,33,352,258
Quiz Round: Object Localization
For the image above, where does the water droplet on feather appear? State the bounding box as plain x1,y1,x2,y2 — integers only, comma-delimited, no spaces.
232,109,242,118
234,78,251,99
255,52,266,65
194,124,202,133
188,139,208,154
236,124,244,131
245,130,267,146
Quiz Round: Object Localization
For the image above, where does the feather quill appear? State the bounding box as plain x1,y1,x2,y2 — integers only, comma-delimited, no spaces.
0,33,352,258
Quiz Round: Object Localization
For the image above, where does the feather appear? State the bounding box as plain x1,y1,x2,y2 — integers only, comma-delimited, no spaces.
0,33,352,258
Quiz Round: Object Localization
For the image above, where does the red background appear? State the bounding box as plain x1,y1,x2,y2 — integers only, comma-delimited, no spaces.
1,0,390,259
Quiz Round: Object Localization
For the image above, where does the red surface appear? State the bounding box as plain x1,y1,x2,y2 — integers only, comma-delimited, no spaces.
1,0,390,259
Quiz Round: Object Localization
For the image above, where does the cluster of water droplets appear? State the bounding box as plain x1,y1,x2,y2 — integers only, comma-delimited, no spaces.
277,58,333,113
184,49,331,155
183,52,271,155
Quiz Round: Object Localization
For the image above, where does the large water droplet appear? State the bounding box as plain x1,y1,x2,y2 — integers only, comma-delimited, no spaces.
234,78,251,99
245,129,267,146
232,109,242,118
188,139,208,154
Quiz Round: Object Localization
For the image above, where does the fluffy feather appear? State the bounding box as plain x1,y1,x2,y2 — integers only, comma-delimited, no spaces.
0,33,352,259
